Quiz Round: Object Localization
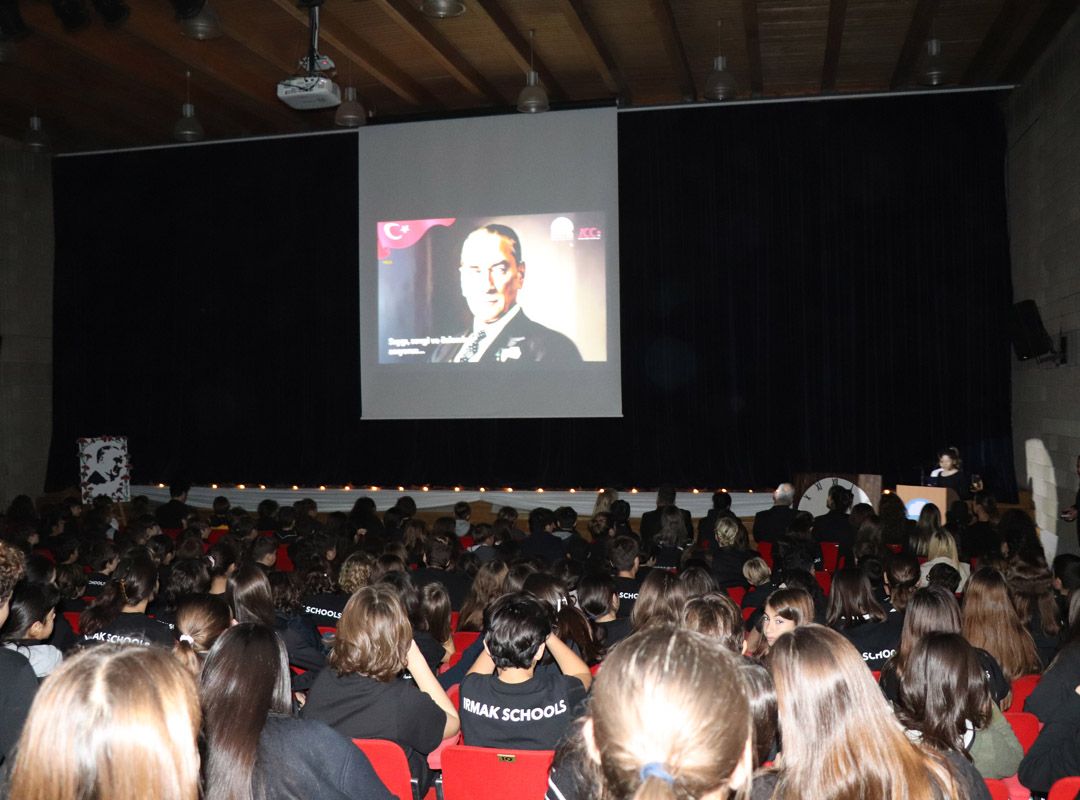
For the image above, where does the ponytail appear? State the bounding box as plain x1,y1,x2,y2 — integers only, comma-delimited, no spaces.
80,554,157,636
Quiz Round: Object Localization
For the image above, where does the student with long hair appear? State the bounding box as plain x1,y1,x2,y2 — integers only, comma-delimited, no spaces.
200,624,393,800
577,572,631,654
883,551,920,613
681,591,743,654
0,541,35,764
879,585,1010,706
1005,554,1062,668
630,569,689,632
895,632,1021,785
80,552,174,647
962,567,1041,682
456,558,508,633
174,594,232,675
1,582,62,678
737,659,778,770
269,571,327,678
765,625,961,800
711,516,756,589
826,568,902,671
752,587,814,658
302,585,459,788
7,645,201,800
523,572,602,666
546,627,754,800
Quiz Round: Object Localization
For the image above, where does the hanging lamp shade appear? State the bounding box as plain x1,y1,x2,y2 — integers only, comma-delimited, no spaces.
181,2,221,39
516,70,548,113
703,55,736,100
919,38,947,86
335,86,367,127
420,0,464,18
24,115,49,153
173,102,203,142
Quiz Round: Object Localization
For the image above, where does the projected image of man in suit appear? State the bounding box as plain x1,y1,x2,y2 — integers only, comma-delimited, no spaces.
432,223,582,364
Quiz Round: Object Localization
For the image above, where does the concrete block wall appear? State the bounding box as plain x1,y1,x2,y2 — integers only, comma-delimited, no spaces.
0,142,54,510
1008,9,1080,553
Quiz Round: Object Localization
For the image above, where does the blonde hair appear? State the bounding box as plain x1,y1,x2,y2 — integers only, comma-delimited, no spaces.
9,645,201,800
588,627,751,800
768,625,957,800
926,530,959,563
592,488,618,516
338,551,376,595
714,517,744,549
743,557,771,587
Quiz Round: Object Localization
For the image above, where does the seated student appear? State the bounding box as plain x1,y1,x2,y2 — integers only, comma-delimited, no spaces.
926,562,962,593
678,565,718,600
302,585,459,788
740,557,780,610
826,568,902,671
83,540,119,599
737,659,778,773
1052,553,1080,621
148,558,211,632
710,517,755,589
775,512,824,573
79,553,174,648
0,542,37,765
523,573,602,667
250,537,279,571
267,571,327,683
919,530,971,591
457,559,509,633
201,623,393,800
895,632,1022,784
609,535,644,619
546,627,754,800
681,592,743,654
412,538,472,611
649,506,691,571
751,587,814,659
631,570,689,632
460,592,591,750
961,566,1041,684
173,594,232,675
1006,554,1063,669
53,563,88,614
883,551,920,613
1,582,63,678
577,573,632,655
377,570,446,674
8,645,201,800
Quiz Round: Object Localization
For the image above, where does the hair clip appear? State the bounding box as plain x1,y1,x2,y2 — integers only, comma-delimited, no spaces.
179,634,195,645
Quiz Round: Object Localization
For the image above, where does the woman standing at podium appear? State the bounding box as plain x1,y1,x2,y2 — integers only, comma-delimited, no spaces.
929,447,979,501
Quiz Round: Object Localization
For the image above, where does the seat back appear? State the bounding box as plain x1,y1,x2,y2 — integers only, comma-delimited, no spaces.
447,631,480,667
63,610,82,634
984,779,1009,800
725,586,746,605
820,541,840,572
1010,673,1041,712
1049,776,1080,800
815,570,832,596
352,739,415,800
441,745,554,800
757,541,773,567
276,544,294,572
1004,711,1040,755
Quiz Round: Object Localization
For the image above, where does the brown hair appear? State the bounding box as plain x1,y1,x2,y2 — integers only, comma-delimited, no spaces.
9,645,200,800
457,559,509,632
681,592,743,653
583,627,752,800
742,557,772,587
338,551,376,595
765,588,814,626
330,584,411,681
1006,556,1062,640
768,625,957,800
962,567,1040,681
884,552,920,612
631,570,689,632
174,594,233,675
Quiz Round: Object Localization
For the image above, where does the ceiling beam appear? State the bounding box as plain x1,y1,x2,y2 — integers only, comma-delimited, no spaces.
266,0,442,108
468,0,567,101
17,5,272,138
889,0,942,89
1000,0,1077,83
742,0,764,96
647,0,695,102
553,0,632,103
368,0,505,104
821,0,848,92
961,0,1028,84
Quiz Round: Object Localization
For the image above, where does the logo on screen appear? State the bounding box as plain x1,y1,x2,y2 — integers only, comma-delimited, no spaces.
577,227,602,241
550,217,575,242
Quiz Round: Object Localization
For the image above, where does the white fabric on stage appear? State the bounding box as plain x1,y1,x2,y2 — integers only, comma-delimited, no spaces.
131,486,774,519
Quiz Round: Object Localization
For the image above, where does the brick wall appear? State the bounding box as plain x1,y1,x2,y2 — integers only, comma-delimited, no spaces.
0,141,54,508
1007,9,1080,553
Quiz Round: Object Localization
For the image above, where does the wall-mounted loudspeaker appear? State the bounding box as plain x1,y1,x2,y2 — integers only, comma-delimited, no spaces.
1010,299,1054,361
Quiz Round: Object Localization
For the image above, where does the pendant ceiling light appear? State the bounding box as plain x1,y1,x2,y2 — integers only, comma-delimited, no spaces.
24,114,49,153
919,38,947,86
170,0,222,39
335,86,367,127
703,20,736,101
516,29,548,114
420,0,464,18
173,70,204,142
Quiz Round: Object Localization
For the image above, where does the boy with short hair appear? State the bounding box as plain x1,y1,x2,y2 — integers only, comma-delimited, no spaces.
460,592,591,750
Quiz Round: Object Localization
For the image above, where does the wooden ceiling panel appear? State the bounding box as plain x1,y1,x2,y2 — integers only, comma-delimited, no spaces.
672,1,754,100
833,0,918,89
758,0,831,92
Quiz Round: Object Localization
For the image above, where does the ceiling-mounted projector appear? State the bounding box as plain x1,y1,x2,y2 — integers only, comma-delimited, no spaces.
277,75,341,109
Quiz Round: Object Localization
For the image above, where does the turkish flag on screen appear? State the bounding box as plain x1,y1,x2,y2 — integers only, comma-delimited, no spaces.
377,218,456,259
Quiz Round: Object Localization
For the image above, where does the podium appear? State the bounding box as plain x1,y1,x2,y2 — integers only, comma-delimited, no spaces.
893,485,957,523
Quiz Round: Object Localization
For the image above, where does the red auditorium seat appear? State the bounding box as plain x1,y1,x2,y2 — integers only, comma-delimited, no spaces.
352,739,417,800
1004,711,1040,755
316,626,336,638
450,611,460,632
1049,776,1080,800
440,745,554,800
742,606,756,621
63,610,81,634
726,586,746,605
815,571,832,596
985,779,1009,800
1010,674,1041,712
757,541,773,567
446,683,460,711
589,662,602,676
886,544,902,554
276,544,294,572
207,526,230,545
447,631,480,668
871,670,881,682
162,528,182,540
820,542,840,572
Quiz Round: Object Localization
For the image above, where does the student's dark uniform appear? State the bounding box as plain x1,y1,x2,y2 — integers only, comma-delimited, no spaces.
597,618,633,652
80,612,175,648
459,671,587,750
880,647,1009,705
275,611,327,691
1018,643,1080,794
412,568,472,611
0,648,38,765
833,615,903,671
301,592,349,626
155,499,191,529
84,571,109,597
613,575,643,619
302,669,446,788
752,505,799,544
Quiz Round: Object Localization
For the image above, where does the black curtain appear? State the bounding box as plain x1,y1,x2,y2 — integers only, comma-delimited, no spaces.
48,93,1016,496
